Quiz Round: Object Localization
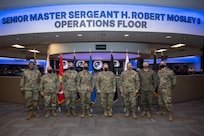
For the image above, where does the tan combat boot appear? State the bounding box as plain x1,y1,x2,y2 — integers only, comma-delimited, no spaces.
45,111,49,118
107,109,112,117
71,109,77,117
26,111,33,120
81,109,85,118
125,109,130,117
104,110,108,117
33,110,40,118
156,108,166,115
140,111,147,117
86,109,93,117
168,112,173,121
52,110,57,117
146,111,151,119
132,111,137,119
66,110,71,117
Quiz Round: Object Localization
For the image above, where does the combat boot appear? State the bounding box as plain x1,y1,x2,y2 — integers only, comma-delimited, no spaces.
52,110,57,117
71,109,77,117
156,108,166,115
26,111,33,120
81,109,85,118
132,111,137,119
146,111,151,119
33,110,40,118
104,110,108,117
125,109,130,117
45,111,49,118
86,109,93,117
107,109,112,117
66,110,71,117
140,111,147,117
168,112,173,121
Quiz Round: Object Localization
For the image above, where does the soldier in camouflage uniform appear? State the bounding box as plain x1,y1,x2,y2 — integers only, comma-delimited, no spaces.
62,62,79,117
157,61,176,121
19,61,41,120
139,62,157,119
119,62,140,119
96,63,116,117
40,66,60,118
77,62,94,118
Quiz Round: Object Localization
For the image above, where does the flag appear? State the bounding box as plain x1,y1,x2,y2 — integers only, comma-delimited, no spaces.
88,55,94,74
73,53,76,70
124,51,129,71
45,50,50,73
57,54,65,104
153,49,157,71
74,53,81,103
89,55,97,104
137,55,144,69
110,53,118,103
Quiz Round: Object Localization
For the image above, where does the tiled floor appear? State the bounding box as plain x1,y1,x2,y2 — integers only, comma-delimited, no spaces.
0,99,204,136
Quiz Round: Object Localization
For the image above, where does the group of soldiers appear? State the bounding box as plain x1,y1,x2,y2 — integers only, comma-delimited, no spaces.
19,60,176,121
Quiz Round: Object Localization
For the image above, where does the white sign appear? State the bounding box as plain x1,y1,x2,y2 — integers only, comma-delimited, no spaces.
0,4,204,36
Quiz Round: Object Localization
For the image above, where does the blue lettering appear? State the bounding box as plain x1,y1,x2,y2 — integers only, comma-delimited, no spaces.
69,11,74,19
30,14,38,21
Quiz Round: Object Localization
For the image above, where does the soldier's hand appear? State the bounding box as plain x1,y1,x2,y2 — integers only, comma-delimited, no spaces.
135,89,139,93
40,92,44,96
120,90,123,93
97,90,100,94
113,88,116,93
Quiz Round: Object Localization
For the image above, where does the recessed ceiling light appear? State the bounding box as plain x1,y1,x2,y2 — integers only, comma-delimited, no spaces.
77,34,83,37
11,44,25,48
156,49,167,52
28,49,40,53
171,43,186,48
166,35,171,39
124,34,129,37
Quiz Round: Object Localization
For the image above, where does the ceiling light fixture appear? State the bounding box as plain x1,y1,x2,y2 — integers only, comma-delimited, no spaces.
11,44,25,48
156,49,167,52
166,35,171,39
124,34,129,37
77,34,83,37
171,43,186,48
28,49,40,53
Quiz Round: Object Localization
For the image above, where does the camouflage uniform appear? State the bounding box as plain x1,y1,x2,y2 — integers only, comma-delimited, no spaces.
158,67,176,113
19,69,41,111
77,70,93,110
96,71,116,111
139,69,157,112
40,73,60,111
119,70,140,112
62,69,79,111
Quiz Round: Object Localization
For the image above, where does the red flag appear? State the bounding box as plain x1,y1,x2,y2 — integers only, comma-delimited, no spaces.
57,54,65,104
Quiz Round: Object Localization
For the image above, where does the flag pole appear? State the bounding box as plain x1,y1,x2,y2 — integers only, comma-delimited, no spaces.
34,51,37,66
